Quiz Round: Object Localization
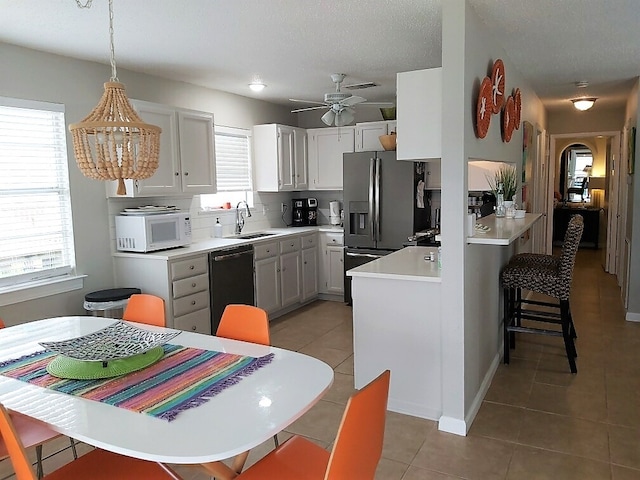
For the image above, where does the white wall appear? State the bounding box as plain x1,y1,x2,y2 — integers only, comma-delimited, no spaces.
0,42,294,324
624,79,640,317
440,0,547,433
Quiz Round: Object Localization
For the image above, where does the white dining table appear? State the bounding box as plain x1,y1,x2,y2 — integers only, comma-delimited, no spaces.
0,316,334,479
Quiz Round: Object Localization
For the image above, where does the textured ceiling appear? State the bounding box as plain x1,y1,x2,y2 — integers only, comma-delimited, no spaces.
1,0,639,114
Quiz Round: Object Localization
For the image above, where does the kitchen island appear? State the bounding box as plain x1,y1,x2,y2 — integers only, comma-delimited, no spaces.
347,246,442,421
348,214,542,434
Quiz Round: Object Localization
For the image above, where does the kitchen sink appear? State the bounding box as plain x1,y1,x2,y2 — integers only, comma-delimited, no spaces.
235,232,277,240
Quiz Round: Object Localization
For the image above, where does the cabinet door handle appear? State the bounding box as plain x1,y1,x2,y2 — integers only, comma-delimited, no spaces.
175,172,180,176
191,326,196,331
184,172,189,176
190,265,195,270
191,300,196,305
191,283,196,288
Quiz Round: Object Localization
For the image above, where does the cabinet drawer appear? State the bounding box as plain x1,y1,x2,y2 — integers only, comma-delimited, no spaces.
280,236,301,254
172,273,209,299
301,233,317,249
174,308,211,335
173,290,210,317
324,233,344,246
171,256,208,281
254,241,278,260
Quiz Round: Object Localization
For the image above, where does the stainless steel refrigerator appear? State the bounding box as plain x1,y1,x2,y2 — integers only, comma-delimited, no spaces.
343,151,426,303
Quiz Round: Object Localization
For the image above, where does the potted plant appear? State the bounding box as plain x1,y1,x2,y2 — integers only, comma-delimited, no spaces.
486,164,518,201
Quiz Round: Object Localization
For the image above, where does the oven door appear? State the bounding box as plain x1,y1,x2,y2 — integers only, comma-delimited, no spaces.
343,247,396,305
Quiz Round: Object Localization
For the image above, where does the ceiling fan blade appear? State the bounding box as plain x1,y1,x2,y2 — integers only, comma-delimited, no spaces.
360,102,396,107
289,98,327,106
340,95,366,107
291,105,329,113
358,101,396,107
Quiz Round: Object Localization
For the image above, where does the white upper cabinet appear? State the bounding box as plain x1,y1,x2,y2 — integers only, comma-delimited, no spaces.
106,100,216,197
253,124,308,191
396,68,442,161
177,110,217,194
307,126,355,190
355,121,396,152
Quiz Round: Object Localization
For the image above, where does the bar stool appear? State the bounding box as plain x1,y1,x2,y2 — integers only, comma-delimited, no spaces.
500,214,584,373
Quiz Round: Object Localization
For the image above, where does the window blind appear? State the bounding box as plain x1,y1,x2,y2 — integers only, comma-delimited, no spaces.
0,97,76,287
214,126,252,192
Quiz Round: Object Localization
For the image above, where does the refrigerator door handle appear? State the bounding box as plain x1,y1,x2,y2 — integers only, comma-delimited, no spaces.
374,157,381,242
369,157,375,240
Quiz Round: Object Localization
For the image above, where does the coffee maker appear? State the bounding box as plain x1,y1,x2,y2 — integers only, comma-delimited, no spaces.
292,198,317,226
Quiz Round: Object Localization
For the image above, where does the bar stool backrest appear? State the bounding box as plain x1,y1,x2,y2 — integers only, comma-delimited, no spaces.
558,214,584,296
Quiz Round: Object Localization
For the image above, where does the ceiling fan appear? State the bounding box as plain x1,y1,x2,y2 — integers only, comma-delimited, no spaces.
289,73,393,126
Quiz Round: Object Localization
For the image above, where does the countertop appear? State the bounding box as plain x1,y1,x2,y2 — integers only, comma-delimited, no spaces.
346,246,441,283
467,213,542,246
112,226,343,261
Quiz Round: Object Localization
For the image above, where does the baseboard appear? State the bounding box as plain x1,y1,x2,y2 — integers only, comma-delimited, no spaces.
625,311,640,322
438,416,467,436
465,350,501,430
317,293,344,302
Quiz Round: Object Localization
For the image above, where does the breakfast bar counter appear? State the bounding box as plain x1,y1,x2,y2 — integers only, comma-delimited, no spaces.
467,213,542,245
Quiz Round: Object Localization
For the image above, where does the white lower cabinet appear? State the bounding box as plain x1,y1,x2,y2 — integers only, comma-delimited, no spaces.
279,237,301,308
319,232,344,295
253,232,319,318
113,253,211,334
301,233,319,301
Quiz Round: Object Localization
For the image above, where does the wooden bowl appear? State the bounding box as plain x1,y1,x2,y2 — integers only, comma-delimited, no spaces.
379,134,397,151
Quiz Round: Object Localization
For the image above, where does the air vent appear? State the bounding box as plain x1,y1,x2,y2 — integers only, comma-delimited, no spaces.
344,82,378,90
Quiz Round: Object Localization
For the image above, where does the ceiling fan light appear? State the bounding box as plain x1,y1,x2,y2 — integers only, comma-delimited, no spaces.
340,108,354,126
571,97,597,111
321,110,336,126
334,111,346,127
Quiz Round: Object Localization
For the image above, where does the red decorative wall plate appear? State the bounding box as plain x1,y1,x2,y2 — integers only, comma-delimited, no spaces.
513,88,522,130
476,76,493,139
502,96,516,142
491,59,505,114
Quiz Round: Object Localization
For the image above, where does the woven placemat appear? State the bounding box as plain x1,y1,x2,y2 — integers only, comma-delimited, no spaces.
46,346,164,380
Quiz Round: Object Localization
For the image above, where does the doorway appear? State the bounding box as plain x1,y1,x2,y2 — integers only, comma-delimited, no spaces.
547,132,621,274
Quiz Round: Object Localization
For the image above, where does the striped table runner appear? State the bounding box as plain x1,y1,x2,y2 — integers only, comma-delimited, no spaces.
0,344,273,421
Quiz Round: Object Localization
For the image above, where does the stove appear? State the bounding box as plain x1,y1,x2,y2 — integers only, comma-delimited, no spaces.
403,229,440,247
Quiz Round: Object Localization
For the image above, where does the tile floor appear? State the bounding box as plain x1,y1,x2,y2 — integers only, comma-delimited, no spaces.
2,248,639,479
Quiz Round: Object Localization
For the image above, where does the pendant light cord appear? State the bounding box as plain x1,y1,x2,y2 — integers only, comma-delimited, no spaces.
75,0,118,82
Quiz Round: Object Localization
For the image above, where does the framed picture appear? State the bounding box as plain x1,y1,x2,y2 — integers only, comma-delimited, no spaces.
628,127,636,175
522,121,534,183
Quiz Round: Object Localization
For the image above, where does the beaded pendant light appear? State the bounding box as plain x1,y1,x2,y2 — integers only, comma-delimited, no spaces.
69,0,161,195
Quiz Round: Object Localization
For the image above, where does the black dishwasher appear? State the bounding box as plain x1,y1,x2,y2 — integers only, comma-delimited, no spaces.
209,244,255,333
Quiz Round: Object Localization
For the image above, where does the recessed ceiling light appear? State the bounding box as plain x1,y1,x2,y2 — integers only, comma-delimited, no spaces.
249,82,266,92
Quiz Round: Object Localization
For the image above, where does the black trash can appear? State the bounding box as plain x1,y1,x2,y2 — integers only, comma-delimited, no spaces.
83,288,141,318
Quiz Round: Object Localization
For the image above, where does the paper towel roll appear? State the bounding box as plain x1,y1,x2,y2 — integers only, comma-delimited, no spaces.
467,214,475,237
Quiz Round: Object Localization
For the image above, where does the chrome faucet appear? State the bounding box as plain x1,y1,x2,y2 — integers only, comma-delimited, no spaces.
235,201,252,234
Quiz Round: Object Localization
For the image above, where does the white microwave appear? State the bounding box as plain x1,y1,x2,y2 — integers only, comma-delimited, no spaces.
115,212,192,252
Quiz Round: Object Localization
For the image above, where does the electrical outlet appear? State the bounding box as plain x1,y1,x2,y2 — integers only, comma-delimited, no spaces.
281,203,286,213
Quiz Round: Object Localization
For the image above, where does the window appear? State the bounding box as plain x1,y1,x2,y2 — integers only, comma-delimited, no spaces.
0,97,76,288
200,126,253,210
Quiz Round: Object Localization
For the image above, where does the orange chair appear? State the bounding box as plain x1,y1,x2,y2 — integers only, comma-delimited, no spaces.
235,370,391,480
122,294,165,327
0,319,77,479
215,304,275,467
0,404,181,480
216,304,270,346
